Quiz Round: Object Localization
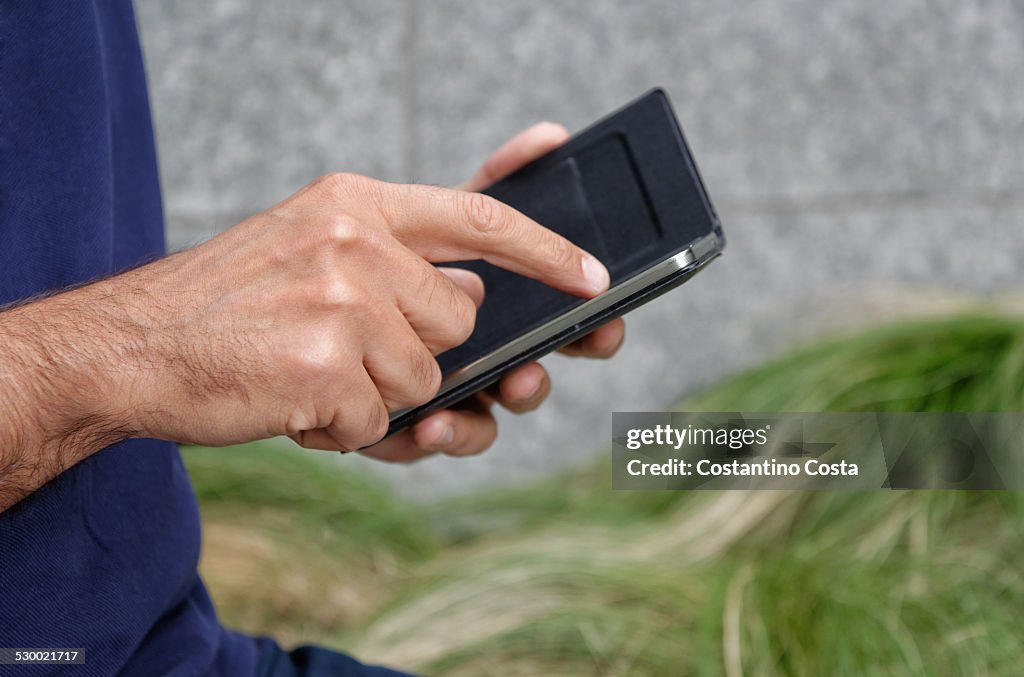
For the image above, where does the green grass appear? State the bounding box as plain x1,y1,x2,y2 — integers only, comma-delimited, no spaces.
184,313,1024,675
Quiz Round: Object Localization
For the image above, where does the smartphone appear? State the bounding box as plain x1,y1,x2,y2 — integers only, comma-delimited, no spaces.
387,88,725,436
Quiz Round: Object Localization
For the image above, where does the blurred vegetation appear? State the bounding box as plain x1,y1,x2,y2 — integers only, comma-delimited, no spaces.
185,314,1024,676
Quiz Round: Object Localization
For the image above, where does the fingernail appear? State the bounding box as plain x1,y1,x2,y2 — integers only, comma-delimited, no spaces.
581,254,610,295
434,425,455,449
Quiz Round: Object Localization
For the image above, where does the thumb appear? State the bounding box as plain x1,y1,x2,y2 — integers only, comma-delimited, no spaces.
459,121,570,192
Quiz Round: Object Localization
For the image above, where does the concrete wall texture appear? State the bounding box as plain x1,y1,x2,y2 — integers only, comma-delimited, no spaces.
134,1,1024,497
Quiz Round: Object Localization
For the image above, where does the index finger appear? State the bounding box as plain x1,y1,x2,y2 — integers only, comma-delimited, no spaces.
374,182,610,298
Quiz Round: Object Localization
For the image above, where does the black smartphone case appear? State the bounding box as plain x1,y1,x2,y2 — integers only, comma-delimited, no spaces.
387,88,724,436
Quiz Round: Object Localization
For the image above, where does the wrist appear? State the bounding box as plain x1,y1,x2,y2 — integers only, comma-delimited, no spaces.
0,284,142,458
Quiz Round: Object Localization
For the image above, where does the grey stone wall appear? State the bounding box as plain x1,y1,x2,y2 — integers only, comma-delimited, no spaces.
134,1,1024,497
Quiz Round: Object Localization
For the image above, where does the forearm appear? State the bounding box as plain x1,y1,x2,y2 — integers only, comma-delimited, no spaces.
0,164,612,505
0,282,141,511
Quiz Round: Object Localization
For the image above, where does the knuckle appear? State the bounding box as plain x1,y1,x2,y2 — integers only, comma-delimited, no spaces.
312,171,361,196
318,214,366,248
449,292,477,345
284,408,316,436
462,192,512,236
318,275,362,311
388,339,441,408
424,270,477,350
363,401,389,444
332,393,389,451
409,346,443,401
293,329,343,374
361,176,395,227
546,236,579,272
307,216,389,273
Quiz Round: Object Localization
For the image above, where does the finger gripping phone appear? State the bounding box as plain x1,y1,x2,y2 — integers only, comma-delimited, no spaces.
387,88,726,436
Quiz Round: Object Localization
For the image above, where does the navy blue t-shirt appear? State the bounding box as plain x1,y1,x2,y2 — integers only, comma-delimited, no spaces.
0,2,264,674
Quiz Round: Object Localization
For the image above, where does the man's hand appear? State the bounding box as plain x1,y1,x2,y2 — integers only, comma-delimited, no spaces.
0,132,613,508
360,122,626,462
122,168,612,452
